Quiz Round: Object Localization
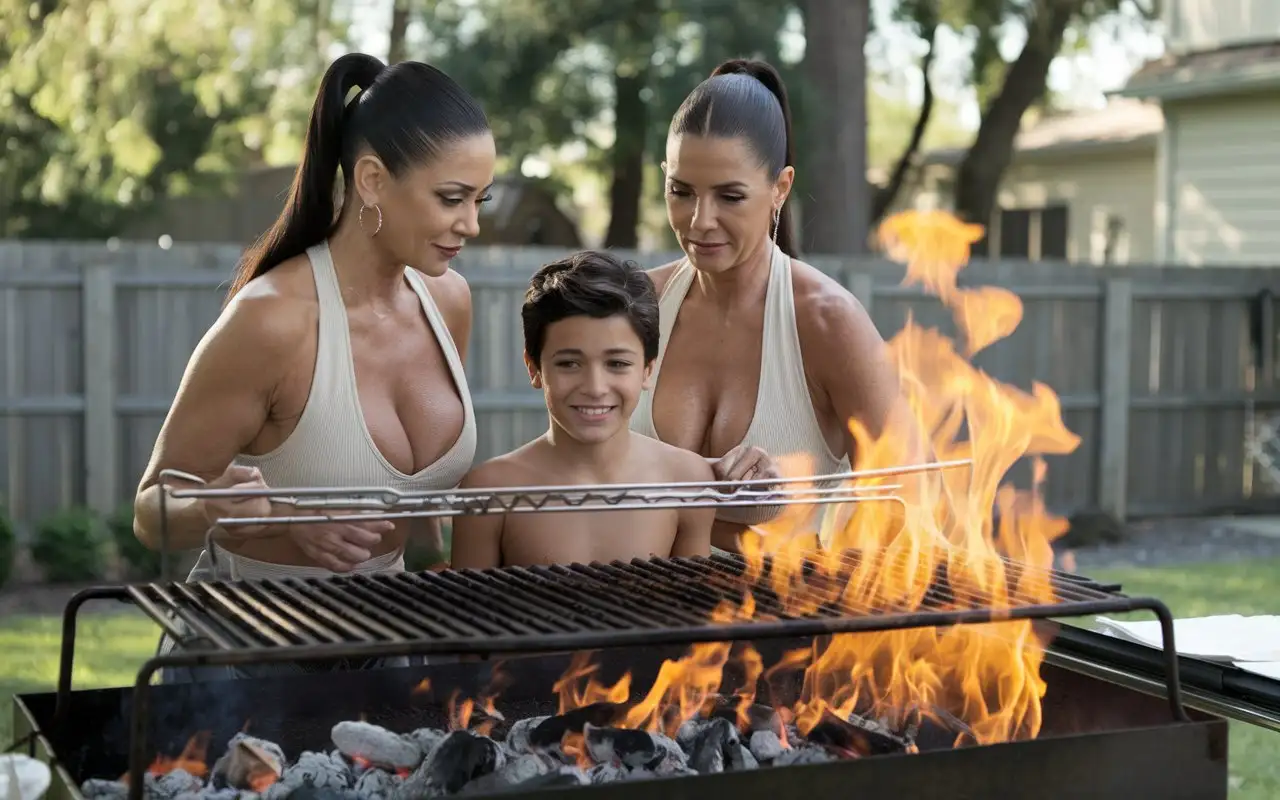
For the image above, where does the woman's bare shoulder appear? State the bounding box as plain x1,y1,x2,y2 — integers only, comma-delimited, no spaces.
645,258,685,296
208,256,319,367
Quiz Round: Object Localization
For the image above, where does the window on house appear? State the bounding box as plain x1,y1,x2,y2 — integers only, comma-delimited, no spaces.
992,204,1070,260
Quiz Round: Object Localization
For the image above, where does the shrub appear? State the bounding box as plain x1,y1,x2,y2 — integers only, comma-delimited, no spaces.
30,507,109,583
107,503,161,580
0,502,14,589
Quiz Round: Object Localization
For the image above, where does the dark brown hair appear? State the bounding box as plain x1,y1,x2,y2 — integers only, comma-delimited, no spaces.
226,53,490,303
669,58,798,257
522,250,660,365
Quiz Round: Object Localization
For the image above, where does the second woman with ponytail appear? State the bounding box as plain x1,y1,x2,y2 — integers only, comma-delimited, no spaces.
630,58,901,555
132,52,495,681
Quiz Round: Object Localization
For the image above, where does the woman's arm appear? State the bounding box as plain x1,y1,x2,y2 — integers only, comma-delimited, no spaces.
796,276,917,466
133,288,307,551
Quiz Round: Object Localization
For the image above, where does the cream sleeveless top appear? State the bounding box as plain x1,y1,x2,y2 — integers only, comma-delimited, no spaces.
630,242,849,530
221,240,477,578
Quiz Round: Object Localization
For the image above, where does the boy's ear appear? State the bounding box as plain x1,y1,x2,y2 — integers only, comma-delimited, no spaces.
641,359,655,391
524,352,543,388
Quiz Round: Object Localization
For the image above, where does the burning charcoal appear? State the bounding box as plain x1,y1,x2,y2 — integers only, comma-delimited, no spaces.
773,745,836,767
806,712,908,757
465,766,589,793
265,751,355,800
582,724,657,770
710,700,784,736
150,768,205,800
687,717,755,774
394,730,505,798
172,789,240,800
528,703,624,750
903,707,977,751
211,733,286,791
502,716,549,756
80,779,128,800
675,719,709,752
748,730,785,762
332,721,423,771
587,763,627,785
457,752,560,794
271,786,362,800
354,766,403,798
409,727,447,756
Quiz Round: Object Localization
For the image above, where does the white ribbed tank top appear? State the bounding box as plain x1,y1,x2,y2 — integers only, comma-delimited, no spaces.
225,241,477,577
630,242,849,529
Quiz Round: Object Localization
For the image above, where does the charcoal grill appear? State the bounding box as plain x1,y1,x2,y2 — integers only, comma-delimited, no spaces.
6,462,1235,798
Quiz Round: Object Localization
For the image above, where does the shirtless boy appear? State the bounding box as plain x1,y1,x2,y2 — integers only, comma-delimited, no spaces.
449,250,715,568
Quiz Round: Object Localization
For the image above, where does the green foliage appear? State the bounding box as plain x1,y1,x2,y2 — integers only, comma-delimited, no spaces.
0,502,14,590
30,507,109,584
106,504,161,580
0,0,332,238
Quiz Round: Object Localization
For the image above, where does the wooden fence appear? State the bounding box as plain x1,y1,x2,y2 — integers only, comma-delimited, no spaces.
1,239,1278,531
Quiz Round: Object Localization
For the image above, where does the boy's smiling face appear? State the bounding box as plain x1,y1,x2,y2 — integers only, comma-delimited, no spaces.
527,314,653,445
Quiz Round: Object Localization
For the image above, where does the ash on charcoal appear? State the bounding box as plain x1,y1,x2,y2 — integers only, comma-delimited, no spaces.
210,733,285,791
774,744,837,767
409,727,447,756
807,711,909,757
580,725,689,776
527,703,624,750
173,789,239,800
709,699,784,737
500,716,548,757
687,717,757,774
394,729,505,799
81,779,127,800
747,730,785,762
331,721,423,771
264,750,354,800
353,767,402,799
456,752,559,794
465,766,590,794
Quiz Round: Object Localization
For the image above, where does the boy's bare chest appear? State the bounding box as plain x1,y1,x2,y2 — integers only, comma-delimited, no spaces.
500,508,680,567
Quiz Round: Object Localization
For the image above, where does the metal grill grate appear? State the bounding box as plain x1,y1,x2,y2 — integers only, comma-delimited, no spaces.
53,548,1192,800
118,549,1135,660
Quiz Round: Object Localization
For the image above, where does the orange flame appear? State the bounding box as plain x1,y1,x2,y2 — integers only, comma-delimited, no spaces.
544,209,1081,754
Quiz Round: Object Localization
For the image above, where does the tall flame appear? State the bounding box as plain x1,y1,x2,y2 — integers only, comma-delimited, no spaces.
541,209,1082,752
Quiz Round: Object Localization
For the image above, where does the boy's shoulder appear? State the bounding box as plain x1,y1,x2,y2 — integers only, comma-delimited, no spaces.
630,433,715,483
459,439,548,490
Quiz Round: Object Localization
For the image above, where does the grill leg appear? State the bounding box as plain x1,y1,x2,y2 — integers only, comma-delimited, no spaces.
54,587,129,733
1145,598,1192,723
127,657,165,800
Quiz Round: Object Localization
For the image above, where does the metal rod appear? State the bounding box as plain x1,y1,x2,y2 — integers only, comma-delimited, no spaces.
159,458,970,505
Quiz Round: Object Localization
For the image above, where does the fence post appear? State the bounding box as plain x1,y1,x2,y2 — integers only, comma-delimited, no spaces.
82,264,118,516
1098,278,1132,521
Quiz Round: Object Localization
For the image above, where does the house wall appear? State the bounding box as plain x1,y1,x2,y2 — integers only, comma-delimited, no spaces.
902,145,1157,264
1164,91,1280,266
1167,0,1280,53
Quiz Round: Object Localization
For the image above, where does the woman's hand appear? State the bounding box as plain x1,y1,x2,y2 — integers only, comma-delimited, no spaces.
203,463,393,572
711,444,781,487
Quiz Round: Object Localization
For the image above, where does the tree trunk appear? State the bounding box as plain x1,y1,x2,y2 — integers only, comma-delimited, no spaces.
797,0,870,255
952,0,1077,225
387,0,411,64
872,24,937,223
603,67,651,249
603,2,658,250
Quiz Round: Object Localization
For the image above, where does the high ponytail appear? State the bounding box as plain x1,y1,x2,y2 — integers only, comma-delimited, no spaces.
671,57,799,258
226,53,385,304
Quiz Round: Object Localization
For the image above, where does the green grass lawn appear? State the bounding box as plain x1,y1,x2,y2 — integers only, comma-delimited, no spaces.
1,558,1278,796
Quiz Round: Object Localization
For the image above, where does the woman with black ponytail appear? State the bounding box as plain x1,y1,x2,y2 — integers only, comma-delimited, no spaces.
630,58,901,555
132,52,495,681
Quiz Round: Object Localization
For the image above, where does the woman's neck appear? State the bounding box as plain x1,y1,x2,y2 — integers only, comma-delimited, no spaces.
691,237,775,313
326,208,406,307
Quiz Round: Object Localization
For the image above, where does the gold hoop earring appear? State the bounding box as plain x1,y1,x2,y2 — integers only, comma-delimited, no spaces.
771,207,780,244
359,203,383,237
